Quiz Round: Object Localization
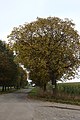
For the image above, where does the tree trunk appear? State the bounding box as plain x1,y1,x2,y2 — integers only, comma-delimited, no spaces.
50,70,57,95
2,86,4,91
4,86,6,91
43,83,47,92
8,87,9,90
51,78,57,96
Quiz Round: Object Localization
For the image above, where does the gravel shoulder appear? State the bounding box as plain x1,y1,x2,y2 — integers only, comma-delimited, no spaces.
0,89,80,120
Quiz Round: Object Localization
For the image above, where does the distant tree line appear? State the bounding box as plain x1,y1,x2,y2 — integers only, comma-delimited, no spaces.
0,40,27,91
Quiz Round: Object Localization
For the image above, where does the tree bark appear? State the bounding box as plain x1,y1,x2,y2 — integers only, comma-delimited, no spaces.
50,70,57,95
51,78,57,96
43,83,47,92
8,87,9,90
4,86,6,91
2,86,4,91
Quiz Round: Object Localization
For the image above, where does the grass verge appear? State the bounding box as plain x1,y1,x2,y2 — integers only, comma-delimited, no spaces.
0,88,18,94
28,87,80,106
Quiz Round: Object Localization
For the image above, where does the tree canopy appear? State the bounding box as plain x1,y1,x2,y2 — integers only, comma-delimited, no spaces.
0,40,18,90
8,17,80,91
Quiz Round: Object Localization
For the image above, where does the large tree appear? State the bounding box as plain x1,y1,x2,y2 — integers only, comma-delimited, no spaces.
8,17,80,93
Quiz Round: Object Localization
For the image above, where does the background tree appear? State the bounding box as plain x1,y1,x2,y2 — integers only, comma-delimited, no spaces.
0,40,18,91
15,66,27,89
8,17,80,94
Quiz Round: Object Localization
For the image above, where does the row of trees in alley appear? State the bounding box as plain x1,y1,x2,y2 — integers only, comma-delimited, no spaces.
0,40,27,91
6,17,80,94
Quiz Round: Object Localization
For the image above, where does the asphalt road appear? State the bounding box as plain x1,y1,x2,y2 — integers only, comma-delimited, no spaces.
0,89,80,120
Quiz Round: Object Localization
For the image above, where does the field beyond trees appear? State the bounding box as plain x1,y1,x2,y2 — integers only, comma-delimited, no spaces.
28,82,80,105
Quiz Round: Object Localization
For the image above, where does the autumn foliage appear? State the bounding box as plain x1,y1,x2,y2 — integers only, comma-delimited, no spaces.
8,17,80,93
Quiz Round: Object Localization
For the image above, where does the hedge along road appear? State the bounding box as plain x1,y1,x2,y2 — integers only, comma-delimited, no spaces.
0,89,80,120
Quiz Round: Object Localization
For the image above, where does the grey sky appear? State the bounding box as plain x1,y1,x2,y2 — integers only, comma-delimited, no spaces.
0,0,80,40
0,0,80,82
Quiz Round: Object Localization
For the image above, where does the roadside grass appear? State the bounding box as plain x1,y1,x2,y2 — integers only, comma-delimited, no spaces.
0,87,19,94
0,90,17,94
28,86,80,106
0,86,31,94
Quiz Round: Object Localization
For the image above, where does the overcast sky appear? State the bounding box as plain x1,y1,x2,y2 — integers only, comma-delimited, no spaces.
0,0,80,81
0,0,80,40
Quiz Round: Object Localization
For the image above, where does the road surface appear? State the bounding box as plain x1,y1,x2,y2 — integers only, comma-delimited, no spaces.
0,89,80,120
